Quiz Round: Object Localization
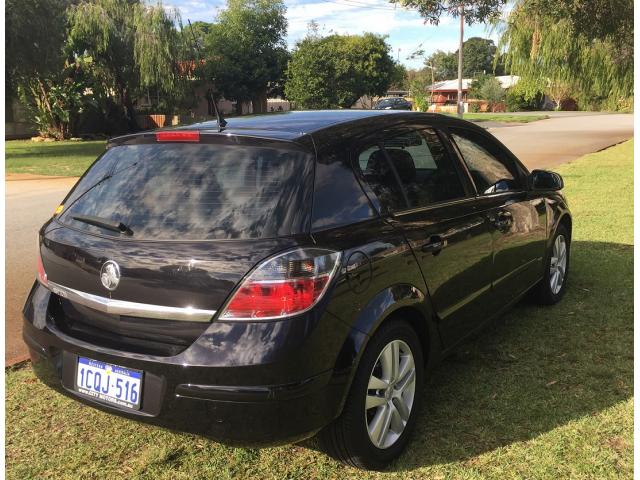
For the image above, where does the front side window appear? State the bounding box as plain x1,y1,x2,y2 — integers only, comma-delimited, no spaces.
356,128,466,213
449,128,522,194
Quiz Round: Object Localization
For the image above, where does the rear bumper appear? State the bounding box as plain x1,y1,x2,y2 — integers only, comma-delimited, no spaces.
22,283,356,446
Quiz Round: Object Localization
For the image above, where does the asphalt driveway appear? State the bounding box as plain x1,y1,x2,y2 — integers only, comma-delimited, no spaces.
4,112,633,364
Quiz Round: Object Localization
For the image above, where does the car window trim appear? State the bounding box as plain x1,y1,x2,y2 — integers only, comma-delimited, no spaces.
389,194,479,218
377,140,412,210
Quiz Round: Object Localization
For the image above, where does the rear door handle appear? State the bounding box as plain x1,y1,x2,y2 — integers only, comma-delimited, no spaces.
422,235,447,255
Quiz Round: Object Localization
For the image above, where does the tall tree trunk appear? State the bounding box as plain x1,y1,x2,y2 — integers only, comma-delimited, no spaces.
122,87,139,132
251,89,268,114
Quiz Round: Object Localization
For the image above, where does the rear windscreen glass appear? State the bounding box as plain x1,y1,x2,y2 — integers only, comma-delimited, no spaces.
58,143,313,240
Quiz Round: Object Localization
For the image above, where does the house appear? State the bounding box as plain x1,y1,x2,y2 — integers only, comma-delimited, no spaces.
423,75,520,113
427,75,520,103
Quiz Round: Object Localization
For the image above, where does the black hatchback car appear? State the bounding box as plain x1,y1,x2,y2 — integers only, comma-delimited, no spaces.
24,110,571,470
373,97,413,110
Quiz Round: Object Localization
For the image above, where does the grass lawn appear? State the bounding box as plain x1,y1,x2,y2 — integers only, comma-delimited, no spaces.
5,140,106,177
5,140,633,479
454,113,549,123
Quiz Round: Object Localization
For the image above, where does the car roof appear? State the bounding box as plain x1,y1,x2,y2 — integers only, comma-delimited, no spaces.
180,110,402,135
109,110,466,145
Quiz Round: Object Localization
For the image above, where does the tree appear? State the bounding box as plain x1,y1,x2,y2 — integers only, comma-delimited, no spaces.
285,33,397,109
499,0,633,110
477,76,506,108
5,0,79,136
461,37,503,76
389,0,506,25
204,0,289,114
186,21,213,55
68,0,184,130
425,50,458,81
5,0,69,98
424,38,503,80
533,0,633,64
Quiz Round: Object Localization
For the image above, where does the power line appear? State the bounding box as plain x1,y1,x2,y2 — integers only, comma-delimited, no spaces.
319,0,418,13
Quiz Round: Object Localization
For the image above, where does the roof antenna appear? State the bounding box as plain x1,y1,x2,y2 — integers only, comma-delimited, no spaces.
211,92,227,132
205,88,227,132
188,19,227,132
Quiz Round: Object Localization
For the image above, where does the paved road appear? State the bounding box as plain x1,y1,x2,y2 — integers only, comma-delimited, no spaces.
4,112,634,364
5,176,77,363
489,113,633,169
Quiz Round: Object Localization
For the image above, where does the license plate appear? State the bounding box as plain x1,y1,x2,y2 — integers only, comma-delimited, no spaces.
75,357,143,410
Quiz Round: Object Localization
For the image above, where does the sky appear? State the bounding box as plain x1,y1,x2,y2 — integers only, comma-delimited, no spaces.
165,0,500,69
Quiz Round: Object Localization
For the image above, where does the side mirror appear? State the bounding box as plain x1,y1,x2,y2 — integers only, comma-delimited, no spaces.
529,170,564,191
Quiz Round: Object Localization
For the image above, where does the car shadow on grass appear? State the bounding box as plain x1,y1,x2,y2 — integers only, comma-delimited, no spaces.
305,240,633,470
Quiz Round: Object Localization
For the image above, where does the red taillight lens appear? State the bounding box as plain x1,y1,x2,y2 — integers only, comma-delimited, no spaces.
37,243,48,286
155,131,200,142
220,249,341,320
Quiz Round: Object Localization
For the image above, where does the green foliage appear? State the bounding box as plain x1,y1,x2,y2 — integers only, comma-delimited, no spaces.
134,5,183,95
21,59,98,140
479,77,505,105
204,0,289,113
390,63,409,90
425,50,458,81
462,37,504,76
286,33,397,109
468,74,505,111
533,0,633,65
499,0,633,111
506,81,544,111
425,38,503,80
390,0,507,25
5,0,70,97
467,73,492,98
5,0,79,136
68,0,188,127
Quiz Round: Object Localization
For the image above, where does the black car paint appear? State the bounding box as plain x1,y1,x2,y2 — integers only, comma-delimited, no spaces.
23,110,571,446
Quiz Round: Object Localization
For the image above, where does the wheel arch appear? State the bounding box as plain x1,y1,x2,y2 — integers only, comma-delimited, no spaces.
331,284,442,415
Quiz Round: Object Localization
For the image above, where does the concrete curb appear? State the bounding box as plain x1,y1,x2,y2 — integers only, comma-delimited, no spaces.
6,354,30,368
6,174,79,182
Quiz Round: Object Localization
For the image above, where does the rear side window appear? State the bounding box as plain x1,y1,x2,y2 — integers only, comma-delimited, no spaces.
356,128,466,213
449,128,523,194
58,143,313,240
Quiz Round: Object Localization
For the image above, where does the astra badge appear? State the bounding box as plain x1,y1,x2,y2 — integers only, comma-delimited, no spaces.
100,260,121,291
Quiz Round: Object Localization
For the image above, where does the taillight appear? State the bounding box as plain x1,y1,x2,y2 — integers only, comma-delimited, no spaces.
155,131,200,142
220,248,341,320
37,237,48,286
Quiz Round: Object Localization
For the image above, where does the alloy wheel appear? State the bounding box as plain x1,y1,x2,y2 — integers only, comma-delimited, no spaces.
365,339,416,449
549,234,567,294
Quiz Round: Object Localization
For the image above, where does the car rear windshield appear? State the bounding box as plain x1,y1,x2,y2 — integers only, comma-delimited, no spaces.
58,142,313,240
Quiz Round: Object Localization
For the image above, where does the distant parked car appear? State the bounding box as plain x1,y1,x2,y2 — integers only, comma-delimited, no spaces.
373,97,412,110
25,110,571,470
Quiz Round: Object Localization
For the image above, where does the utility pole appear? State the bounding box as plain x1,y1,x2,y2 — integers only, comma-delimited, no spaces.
457,4,464,118
425,63,435,107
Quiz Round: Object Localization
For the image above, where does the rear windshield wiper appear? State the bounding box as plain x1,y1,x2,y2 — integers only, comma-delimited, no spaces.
72,215,133,236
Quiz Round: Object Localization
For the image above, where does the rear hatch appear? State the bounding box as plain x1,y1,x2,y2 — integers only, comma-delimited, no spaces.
40,134,314,355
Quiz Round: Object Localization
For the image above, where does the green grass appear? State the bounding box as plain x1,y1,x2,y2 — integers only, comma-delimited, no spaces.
5,140,633,479
457,113,549,123
5,140,106,177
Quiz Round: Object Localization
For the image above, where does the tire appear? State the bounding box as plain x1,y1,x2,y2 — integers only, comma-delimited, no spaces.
534,223,570,305
318,319,424,470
